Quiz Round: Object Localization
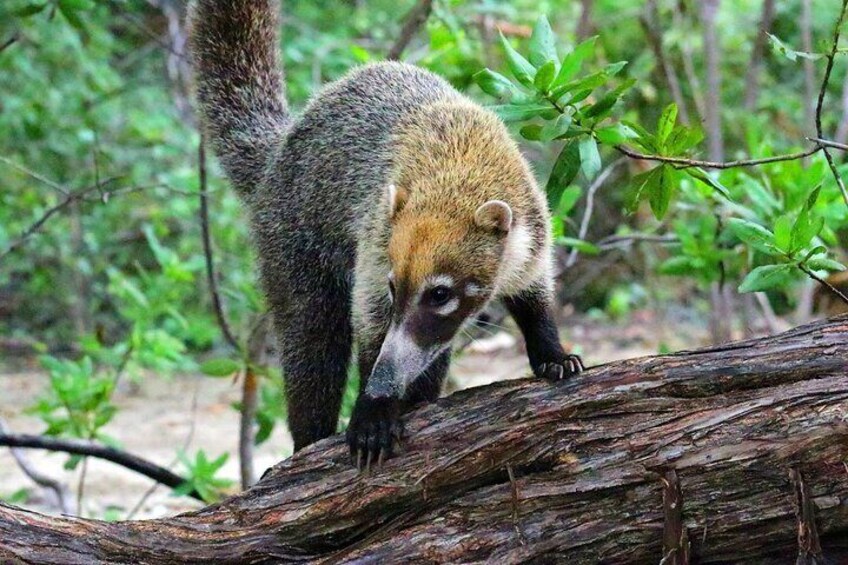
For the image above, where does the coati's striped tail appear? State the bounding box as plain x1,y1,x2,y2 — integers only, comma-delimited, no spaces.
188,0,289,193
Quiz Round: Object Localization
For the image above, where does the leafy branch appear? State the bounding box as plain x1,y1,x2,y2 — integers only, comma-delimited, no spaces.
474,13,848,306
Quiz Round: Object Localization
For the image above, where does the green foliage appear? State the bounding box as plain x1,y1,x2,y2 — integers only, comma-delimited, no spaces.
474,12,847,307
29,355,117,441
173,450,234,503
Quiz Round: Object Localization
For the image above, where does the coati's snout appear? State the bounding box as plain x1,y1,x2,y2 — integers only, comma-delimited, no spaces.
365,274,472,400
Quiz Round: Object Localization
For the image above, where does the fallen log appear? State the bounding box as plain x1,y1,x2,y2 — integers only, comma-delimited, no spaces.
2,316,847,564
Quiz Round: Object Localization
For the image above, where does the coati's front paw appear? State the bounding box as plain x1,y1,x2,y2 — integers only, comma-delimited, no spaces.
346,395,403,472
534,354,584,381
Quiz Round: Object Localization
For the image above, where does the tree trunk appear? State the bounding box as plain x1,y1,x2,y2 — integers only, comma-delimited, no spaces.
2,316,848,564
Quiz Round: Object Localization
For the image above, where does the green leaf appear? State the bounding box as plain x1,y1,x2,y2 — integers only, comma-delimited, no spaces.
490,104,557,122
657,103,678,148
474,69,516,99
556,237,600,255
199,358,241,378
767,33,823,61
528,16,558,68
13,2,47,17
519,124,543,140
546,140,581,209
622,119,660,153
552,36,597,88
727,218,780,256
552,70,609,101
59,0,95,8
626,166,662,213
578,136,601,180
790,185,823,252
658,256,694,276
738,264,795,293
604,61,628,76
583,78,637,121
686,168,730,199
533,60,556,92
58,2,87,29
666,125,704,154
595,123,638,145
499,32,536,87
773,214,793,253
805,257,846,271
648,165,675,220
557,186,582,215
539,113,572,141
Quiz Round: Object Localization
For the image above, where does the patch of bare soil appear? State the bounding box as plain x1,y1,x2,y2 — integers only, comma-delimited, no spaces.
0,312,708,519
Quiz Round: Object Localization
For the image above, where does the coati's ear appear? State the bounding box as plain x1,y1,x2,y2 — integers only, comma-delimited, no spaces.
474,200,513,234
386,183,408,219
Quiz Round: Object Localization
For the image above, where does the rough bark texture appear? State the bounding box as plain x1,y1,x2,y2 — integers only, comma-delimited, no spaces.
2,317,848,564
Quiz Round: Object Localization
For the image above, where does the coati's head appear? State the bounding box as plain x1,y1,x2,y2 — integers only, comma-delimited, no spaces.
364,181,540,400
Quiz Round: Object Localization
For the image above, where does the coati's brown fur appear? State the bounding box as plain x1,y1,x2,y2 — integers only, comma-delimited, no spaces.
189,0,582,468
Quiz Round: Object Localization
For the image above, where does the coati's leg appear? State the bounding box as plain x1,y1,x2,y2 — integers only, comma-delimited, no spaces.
348,335,450,469
503,285,584,381
348,328,400,470
275,276,353,452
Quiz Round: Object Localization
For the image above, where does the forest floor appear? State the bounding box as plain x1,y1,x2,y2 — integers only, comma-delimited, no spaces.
0,308,715,520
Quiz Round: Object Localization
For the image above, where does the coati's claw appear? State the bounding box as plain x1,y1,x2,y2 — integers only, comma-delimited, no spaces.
346,395,403,472
535,354,584,381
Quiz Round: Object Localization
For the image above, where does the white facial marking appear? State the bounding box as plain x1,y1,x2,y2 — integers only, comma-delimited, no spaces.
387,183,401,217
465,282,486,297
434,297,460,316
495,221,534,294
427,274,455,288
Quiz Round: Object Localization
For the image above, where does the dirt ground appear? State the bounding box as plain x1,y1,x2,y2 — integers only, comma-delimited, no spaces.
0,310,709,520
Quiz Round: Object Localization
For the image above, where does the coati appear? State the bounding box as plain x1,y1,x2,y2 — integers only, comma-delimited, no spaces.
188,0,583,468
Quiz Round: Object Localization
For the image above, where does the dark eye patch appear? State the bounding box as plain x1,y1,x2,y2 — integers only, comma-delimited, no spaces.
422,285,453,308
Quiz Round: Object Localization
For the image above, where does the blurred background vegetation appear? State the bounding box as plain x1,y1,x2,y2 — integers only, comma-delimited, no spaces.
1,0,847,515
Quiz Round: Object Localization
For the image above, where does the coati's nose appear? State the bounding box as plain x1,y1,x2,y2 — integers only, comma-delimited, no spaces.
364,359,398,400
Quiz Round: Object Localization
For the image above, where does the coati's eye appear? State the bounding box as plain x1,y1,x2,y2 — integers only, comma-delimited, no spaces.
424,286,453,308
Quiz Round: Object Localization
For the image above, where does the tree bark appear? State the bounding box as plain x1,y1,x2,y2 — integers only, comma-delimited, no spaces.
2,316,848,564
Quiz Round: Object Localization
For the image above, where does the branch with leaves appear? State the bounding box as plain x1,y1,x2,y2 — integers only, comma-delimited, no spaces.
474,12,848,306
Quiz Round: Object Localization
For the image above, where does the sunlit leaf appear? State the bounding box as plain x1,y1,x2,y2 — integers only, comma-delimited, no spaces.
738,264,795,293
499,32,536,87
578,136,601,180
528,16,558,68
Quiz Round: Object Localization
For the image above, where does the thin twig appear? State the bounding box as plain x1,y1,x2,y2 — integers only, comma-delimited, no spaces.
799,264,848,306
614,144,822,170
198,135,239,351
0,34,19,53
0,419,71,514
239,315,271,490
0,183,103,262
386,0,434,60
808,136,848,151
76,456,88,516
596,233,678,250
566,159,625,268
0,434,203,502
0,155,69,195
816,0,848,208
